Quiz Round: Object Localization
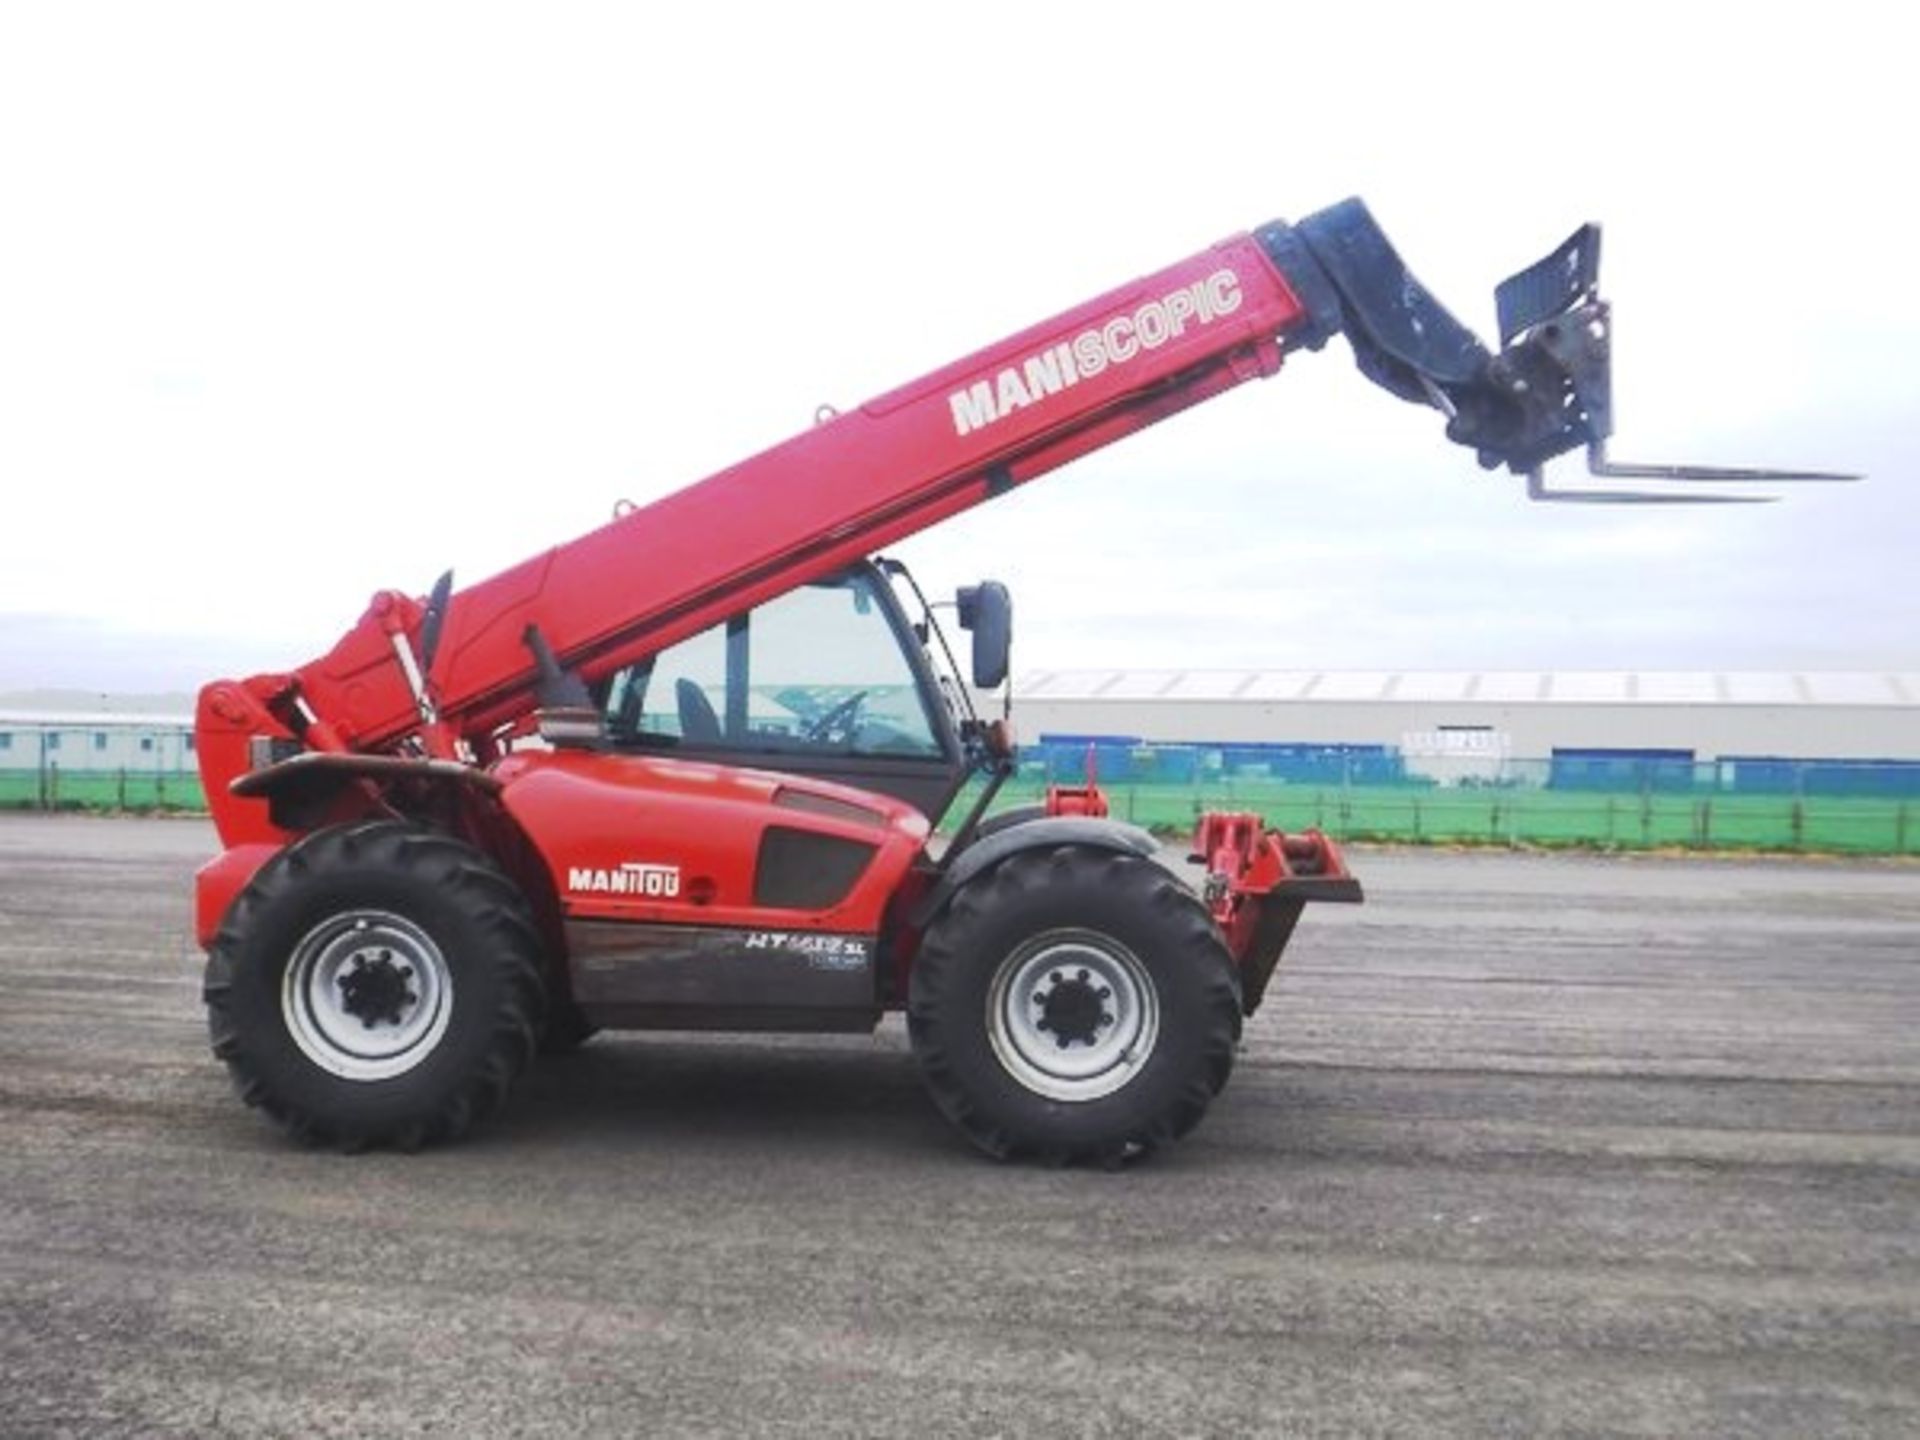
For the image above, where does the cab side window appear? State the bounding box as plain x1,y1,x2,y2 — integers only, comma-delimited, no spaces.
603,574,942,758
606,625,725,742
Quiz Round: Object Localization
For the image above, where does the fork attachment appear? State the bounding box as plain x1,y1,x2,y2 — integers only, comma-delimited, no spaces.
1278,199,1859,503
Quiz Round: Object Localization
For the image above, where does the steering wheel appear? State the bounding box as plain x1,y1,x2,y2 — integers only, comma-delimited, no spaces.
804,690,868,746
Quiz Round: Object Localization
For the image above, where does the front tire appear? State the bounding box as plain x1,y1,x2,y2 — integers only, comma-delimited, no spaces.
203,821,547,1150
908,845,1241,1163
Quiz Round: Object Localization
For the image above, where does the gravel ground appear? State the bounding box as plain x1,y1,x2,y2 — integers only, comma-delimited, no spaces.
2,815,1917,1437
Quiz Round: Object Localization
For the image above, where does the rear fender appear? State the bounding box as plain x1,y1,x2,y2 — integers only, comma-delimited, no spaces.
231,752,503,832
193,758,563,969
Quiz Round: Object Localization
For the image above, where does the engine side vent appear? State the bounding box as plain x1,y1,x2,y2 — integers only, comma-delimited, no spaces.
754,826,877,910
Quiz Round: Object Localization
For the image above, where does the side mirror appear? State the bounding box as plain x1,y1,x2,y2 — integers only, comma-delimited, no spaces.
955,581,1012,690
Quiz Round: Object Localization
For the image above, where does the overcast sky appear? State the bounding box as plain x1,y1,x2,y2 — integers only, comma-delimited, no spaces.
1,2,1913,695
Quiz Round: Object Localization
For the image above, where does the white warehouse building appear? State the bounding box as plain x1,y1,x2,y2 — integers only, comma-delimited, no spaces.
1012,670,1920,770
4,674,1917,788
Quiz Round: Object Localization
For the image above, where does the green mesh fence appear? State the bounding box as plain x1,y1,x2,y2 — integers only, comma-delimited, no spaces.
0,769,205,813
6,761,1916,856
962,775,1920,857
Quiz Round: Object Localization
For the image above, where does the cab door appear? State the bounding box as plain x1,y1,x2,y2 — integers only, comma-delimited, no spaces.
600,564,966,817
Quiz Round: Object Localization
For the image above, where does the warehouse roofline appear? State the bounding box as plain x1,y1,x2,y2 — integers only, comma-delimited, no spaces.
1014,671,1920,707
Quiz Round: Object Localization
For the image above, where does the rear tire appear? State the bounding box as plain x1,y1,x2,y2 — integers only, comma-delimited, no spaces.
203,821,547,1150
908,845,1241,1163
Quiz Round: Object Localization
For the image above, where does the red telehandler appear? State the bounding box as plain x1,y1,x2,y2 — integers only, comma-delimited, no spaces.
192,199,1850,1160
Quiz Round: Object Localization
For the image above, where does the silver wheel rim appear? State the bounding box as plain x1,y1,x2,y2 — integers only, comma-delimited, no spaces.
986,928,1159,1102
281,910,454,1081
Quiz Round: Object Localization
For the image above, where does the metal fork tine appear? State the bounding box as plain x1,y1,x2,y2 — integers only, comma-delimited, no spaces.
1524,441,1861,503
1587,443,1862,486
1526,471,1775,505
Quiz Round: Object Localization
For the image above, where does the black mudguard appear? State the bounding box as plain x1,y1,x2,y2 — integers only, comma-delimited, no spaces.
911,816,1161,930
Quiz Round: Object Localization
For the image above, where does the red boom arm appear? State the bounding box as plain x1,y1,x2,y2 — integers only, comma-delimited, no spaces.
199,227,1314,836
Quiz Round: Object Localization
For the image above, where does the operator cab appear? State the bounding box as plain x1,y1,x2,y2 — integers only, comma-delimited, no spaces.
596,559,1009,818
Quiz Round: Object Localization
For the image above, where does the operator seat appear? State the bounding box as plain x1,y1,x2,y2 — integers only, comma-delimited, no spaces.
675,678,723,742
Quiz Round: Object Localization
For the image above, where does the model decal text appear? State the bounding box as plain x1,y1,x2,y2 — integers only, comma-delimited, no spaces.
948,269,1244,437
